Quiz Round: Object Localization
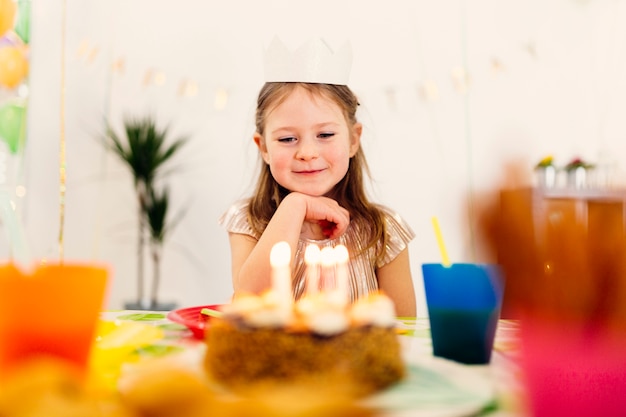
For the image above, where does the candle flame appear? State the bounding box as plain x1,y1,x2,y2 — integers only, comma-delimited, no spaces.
334,245,348,263
270,241,291,267
320,247,335,267
304,244,321,265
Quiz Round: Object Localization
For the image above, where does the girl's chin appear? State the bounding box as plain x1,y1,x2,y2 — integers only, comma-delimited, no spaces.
288,188,333,198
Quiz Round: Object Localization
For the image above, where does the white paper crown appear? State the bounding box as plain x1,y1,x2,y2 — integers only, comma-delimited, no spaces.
263,37,352,85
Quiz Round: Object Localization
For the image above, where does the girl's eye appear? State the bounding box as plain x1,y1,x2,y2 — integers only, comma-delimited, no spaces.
318,132,335,139
278,136,297,143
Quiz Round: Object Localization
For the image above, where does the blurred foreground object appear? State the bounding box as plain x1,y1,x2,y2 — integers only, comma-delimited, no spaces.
479,170,626,417
0,357,372,417
492,186,626,320
0,357,136,417
88,320,164,392
0,263,109,375
118,359,373,417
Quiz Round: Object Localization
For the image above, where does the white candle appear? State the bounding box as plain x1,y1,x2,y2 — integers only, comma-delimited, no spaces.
334,245,349,304
319,246,336,292
269,241,292,304
304,244,321,295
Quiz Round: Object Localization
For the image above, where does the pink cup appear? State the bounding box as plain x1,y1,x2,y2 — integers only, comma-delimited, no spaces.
520,317,626,417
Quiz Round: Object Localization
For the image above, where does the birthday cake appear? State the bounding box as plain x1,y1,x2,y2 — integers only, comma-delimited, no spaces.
203,290,405,397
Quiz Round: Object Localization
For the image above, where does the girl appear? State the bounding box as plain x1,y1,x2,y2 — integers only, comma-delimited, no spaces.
220,81,416,316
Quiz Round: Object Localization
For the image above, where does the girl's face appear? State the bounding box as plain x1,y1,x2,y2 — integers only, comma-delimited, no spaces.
254,86,361,197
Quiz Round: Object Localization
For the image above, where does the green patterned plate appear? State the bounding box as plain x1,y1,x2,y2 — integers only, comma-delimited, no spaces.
364,355,495,417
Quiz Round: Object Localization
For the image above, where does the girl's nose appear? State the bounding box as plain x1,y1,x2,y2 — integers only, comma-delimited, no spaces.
295,138,319,161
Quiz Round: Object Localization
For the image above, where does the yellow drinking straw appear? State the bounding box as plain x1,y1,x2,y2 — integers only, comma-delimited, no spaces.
431,216,451,267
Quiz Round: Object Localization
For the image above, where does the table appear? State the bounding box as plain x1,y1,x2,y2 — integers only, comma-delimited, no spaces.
95,311,526,417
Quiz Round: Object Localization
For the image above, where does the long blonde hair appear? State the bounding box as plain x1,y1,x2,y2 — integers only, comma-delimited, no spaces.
248,82,387,261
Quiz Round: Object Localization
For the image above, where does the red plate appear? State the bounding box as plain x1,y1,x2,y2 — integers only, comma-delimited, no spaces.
167,304,224,340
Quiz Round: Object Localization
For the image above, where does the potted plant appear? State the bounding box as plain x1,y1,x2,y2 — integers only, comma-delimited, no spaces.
103,115,188,310
564,157,594,189
144,185,188,310
534,155,556,188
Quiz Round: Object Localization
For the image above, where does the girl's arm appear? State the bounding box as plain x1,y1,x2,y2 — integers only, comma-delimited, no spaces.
229,192,350,296
376,248,417,317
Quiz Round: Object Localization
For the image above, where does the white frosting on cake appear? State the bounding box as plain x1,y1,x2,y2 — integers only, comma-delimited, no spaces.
223,290,396,332
350,293,397,327
245,306,293,328
220,294,264,316
222,291,293,328
295,295,349,335
305,310,349,335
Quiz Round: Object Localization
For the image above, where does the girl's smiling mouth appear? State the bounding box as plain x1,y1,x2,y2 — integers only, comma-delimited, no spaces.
294,169,324,174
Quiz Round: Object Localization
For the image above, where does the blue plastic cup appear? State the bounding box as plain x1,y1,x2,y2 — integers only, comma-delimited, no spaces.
421,263,504,364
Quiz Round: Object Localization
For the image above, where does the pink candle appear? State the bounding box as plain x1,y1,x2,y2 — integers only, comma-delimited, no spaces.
269,241,292,304
334,245,349,304
304,244,321,295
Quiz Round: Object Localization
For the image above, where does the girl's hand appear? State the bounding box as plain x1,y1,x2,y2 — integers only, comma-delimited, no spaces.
284,193,350,240
318,220,337,238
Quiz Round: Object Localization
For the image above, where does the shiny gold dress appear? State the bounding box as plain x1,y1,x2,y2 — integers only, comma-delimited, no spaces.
219,199,415,302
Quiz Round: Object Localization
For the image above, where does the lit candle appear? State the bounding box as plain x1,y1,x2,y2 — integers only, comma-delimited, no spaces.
269,241,292,305
334,245,349,304
304,244,321,295
319,246,335,292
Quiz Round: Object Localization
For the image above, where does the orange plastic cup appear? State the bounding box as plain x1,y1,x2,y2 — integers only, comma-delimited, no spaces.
0,263,109,376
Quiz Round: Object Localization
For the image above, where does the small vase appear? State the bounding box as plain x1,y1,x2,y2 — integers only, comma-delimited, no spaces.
535,166,557,189
566,166,589,189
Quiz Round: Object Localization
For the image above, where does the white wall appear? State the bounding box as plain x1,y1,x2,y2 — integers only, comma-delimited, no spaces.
5,0,626,316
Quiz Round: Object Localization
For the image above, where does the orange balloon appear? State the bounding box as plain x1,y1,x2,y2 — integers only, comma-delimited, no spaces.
0,0,17,38
0,46,28,88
